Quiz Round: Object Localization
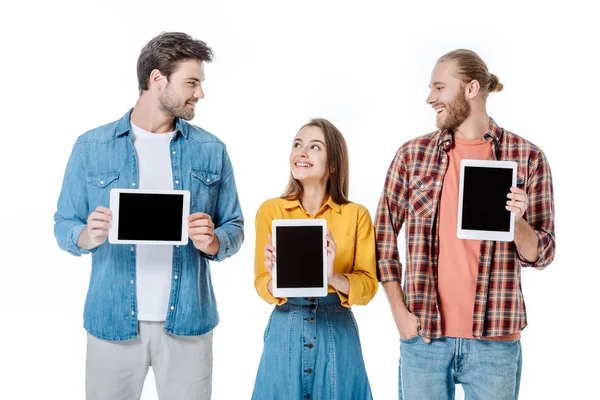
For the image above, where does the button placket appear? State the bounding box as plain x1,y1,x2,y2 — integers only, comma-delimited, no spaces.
302,299,318,398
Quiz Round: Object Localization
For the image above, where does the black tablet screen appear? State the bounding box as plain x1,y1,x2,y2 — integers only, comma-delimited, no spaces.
118,193,184,241
462,166,513,232
276,226,324,288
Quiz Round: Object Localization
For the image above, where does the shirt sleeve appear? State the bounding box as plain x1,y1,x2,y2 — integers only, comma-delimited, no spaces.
254,203,287,305
203,147,245,262
374,149,409,282
336,206,379,307
53,140,93,257
517,149,556,270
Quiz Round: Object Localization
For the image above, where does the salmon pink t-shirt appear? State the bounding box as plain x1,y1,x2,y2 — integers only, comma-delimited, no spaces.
437,136,520,340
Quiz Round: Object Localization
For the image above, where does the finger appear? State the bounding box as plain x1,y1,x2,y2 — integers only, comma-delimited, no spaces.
188,228,213,237
187,212,210,222
89,212,112,222
192,234,213,243
422,336,431,344
264,244,275,252
187,219,214,228
510,186,526,195
95,206,112,215
89,220,111,230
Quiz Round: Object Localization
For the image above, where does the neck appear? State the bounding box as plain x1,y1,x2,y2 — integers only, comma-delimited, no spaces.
130,94,176,133
300,182,328,216
453,109,490,140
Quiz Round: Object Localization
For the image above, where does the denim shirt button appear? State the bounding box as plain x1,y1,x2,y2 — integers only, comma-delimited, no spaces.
131,183,136,187
174,275,178,280
175,180,180,184
130,247,134,251
170,306,175,310
130,280,134,284
131,311,135,316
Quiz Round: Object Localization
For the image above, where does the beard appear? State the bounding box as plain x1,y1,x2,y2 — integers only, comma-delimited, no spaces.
436,90,470,130
159,86,195,121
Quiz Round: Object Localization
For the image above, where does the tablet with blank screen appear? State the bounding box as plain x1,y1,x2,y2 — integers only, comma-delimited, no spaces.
457,160,517,241
108,189,190,245
272,219,328,298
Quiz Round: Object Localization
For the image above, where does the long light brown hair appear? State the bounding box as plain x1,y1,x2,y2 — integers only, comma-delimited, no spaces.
281,118,350,205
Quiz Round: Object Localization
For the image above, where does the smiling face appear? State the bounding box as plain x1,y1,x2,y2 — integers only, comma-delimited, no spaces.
158,59,205,120
426,60,471,130
289,125,329,185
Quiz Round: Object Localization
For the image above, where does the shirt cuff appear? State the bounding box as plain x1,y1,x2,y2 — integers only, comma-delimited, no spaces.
67,224,91,257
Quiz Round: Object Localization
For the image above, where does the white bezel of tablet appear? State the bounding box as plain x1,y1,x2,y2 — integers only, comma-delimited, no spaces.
457,159,517,241
108,188,190,245
272,219,328,298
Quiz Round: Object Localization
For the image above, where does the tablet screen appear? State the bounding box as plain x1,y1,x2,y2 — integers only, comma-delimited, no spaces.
118,192,184,241
275,226,324,288
461,166,512,232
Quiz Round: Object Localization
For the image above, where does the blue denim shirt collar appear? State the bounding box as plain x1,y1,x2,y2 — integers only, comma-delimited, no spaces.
114,108,190,139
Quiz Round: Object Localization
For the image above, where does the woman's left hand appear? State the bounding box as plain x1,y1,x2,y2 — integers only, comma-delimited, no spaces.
326,229,337,279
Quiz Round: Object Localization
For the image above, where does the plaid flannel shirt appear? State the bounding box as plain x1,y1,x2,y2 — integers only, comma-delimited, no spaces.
375,118,555,338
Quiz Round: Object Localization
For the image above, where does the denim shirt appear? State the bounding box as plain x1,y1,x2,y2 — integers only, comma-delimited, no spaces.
54,110,244,341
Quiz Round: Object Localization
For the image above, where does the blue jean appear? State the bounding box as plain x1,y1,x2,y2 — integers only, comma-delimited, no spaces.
252,294,372,400
399,336,522,400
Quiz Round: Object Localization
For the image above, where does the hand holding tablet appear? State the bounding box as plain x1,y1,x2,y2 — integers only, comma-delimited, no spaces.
108,189,190,245
271,219,328,298
457,159,517,241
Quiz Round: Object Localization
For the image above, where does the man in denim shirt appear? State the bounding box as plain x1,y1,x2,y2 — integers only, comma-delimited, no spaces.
54,32,244,400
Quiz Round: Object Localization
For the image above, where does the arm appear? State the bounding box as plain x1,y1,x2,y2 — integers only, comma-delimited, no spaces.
253,204,287,305
202,147,244,261
375,151,429,341
54,141,93,256
507,150,555,269
334,207,378,307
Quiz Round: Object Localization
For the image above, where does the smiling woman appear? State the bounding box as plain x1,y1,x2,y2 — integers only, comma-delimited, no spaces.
252,118,378,399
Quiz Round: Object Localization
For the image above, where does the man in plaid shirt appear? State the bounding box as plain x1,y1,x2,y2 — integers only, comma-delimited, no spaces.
375,49,555,399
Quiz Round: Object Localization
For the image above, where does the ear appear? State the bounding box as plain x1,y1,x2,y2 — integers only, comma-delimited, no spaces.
148,69,165,90
465,79,480,99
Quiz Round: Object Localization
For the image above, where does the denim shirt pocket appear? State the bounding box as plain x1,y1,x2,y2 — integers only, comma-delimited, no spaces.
86,170,120,207
190,169,222,216
409,175,436,219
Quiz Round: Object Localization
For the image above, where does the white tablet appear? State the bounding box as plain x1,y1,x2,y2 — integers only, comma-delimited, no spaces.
457,159,517,242
272,219,328,298
108,189,190,245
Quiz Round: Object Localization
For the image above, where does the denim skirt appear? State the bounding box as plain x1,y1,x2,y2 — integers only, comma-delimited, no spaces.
252,294,373,400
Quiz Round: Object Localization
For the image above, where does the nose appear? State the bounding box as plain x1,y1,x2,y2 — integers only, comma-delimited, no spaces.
426,89,435,105
195,84,205,99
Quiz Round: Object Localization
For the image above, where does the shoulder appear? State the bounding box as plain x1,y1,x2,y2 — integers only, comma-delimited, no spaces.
393,130,442,161
76,118,123,144
256,198,288,216
339,202,373,222
184,122,226,147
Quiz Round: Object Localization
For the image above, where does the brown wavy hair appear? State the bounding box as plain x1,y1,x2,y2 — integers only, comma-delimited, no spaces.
281,118,350,205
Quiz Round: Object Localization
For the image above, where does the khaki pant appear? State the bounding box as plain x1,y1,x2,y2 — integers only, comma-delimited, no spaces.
86,321,213,400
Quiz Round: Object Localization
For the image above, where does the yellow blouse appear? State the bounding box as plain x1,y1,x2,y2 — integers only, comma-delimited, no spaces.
254,197,378,307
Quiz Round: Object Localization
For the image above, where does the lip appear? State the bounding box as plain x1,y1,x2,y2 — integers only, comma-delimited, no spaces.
293,160,313,168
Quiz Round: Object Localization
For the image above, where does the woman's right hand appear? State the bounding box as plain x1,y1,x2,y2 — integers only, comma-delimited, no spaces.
264,234,276,274
264,234,276,295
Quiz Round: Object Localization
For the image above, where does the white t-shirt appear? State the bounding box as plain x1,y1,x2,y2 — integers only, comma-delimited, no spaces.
131,122,175,321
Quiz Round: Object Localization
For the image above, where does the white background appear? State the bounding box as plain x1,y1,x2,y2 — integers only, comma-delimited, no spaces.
1,0,598,399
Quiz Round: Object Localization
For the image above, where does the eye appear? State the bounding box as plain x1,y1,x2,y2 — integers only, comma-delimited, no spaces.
187,82,196,87
293,142,301,148
310,144,321,150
